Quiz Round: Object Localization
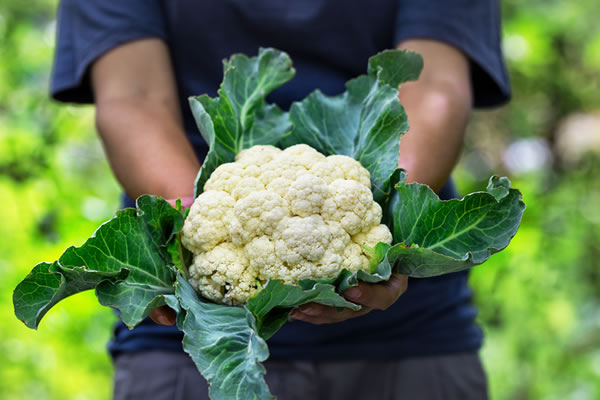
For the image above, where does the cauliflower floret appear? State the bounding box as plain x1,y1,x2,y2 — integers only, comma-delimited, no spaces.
189,276,225,303
285,174,328,217
310,154,371,187
259,159,300,185
321,179,374,235
203,163,243,193
181,190,235,253
248,219,367,283
311,221,350,279
223,264,260,305
235,145,281,166
188,243,258,305
245,236,287,283
266,177,293,198
230,191,289,245
260,144,327,185
281,144,327,165
181,144,394,305
274,215,331,265
204,162,261,193
190,243,246,286
353,224,393,250
309,160,345,184
247,222,353,284
361,201,384,232
273,144,326,178
231,177,265,200
324,221,351,254
341,242,370,273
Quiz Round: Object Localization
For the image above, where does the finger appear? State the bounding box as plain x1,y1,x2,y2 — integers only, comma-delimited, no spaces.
290,303,372,325
343,274,408,310
166,196,195,209
179,195,195,208
149,305,177,326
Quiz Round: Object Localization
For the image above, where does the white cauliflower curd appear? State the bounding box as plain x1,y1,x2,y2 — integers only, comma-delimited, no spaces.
181,144,392,305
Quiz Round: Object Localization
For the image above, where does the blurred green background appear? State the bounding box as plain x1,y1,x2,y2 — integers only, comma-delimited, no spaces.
1,1,599,399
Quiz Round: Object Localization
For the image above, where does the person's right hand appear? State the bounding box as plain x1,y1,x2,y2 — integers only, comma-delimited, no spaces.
290,274,408,325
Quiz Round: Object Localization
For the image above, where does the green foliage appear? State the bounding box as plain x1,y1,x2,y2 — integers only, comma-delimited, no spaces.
14,196,184,330
465,160,600,400
1,2,119,399
191,48,295,197
247,279,361,339
2,0,599,399
386,174,524,276
169,275,274,400
456,1,600,399
286,50,419,202
12,48,523,400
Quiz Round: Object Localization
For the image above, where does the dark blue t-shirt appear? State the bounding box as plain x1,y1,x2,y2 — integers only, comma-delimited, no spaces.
51,0,510,361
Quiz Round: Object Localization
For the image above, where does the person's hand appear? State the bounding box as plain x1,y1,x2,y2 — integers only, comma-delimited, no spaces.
148,195,195,326
150,274,408,326
289,274,408,324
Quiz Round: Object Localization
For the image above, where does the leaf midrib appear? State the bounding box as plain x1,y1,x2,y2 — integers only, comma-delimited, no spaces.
425,212,489,252
83,243,172,288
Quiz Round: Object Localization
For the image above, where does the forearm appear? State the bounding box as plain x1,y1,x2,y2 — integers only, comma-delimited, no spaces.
396,40,472,193
91,38,199,200
96,98,200,200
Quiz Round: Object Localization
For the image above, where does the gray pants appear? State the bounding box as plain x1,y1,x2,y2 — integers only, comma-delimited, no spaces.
113,351,488,400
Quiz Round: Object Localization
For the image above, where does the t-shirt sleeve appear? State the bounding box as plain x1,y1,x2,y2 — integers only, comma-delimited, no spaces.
395,0,510,108
50,0,167,103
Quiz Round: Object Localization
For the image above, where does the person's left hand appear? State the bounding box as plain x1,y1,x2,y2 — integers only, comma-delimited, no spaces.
289,274,408,324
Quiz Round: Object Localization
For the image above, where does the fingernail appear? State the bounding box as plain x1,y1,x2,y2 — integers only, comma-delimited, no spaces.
345,287,361,299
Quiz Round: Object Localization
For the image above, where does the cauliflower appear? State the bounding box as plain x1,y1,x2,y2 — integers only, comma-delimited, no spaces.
181,144,393,305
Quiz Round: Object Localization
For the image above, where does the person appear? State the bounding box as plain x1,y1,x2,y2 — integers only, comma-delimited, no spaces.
50,1,510,399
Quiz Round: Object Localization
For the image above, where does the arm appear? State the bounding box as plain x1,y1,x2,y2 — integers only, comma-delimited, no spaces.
92,39,198,326
291,39,472,324
397,39,472,192
91,38,200,200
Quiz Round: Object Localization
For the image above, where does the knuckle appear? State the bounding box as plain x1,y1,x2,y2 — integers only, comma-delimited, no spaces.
374,303,391,311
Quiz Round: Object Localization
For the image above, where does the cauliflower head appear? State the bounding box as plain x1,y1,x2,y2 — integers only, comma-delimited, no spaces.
181,144,393,305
